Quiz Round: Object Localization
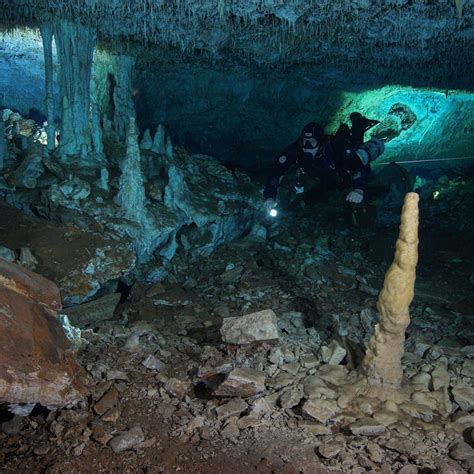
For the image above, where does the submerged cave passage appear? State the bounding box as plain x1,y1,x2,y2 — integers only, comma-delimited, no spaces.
0,1,474,472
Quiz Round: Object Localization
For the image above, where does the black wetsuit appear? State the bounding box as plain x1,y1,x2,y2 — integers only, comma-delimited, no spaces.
263,136,371,201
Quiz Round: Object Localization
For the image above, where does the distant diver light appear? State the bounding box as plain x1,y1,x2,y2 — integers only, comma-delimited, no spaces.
269,208,278,218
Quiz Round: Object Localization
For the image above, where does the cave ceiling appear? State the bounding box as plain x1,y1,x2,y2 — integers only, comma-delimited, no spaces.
0,0,473,88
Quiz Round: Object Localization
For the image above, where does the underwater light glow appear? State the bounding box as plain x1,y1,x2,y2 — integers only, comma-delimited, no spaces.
269,208,278,218
433,191,440,200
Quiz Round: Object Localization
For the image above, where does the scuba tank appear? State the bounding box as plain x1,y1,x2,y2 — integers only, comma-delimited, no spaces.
355,138,385,166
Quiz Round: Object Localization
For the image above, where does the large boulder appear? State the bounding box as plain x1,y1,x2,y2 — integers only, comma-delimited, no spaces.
0,258,85,408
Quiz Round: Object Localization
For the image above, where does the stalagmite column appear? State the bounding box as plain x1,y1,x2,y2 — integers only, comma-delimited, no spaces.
115,117,146,221
361,192,419,387
53,20,96,160
112,55,136,141
39,24,56,152
90,79,105,162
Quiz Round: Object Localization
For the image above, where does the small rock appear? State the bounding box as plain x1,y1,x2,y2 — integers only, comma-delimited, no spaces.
91,422,113,445
449,440,474,461
298,420,332,435
349,417,385,436
372,410,398,426
303,376,336,400
320,340,347,365
1,415,26,435
411,391,438,410
109,426,145,453
94,387,119,416
220,309,279,345
316,364,348,386
436,459,468,474
215,399,248,421
280,362,300,375
101,406,121,423
19,247,38,271
398,465,419,474
251,397,272,416
165,378,192,400
400,402,433,422
221,418,240,442
142,355,166,371
0,245,15,262
318,442,342,459
280,387,303,409
301,355,319,369
452,386,474,412
237,415,264,429
302,399,338,424
215,367,266,398
431,366,450,391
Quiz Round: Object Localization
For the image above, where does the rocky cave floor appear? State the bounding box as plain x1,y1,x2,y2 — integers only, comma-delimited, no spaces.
1,174,474,473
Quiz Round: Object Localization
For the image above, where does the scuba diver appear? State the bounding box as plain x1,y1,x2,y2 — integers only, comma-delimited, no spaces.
263,114,384,217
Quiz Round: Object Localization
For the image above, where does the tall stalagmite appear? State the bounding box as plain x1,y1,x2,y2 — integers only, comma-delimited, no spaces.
115,116,146,222
361,192,419,387
53,20,96,160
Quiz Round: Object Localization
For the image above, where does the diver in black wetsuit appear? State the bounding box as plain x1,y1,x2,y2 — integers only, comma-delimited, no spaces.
263,119,384,213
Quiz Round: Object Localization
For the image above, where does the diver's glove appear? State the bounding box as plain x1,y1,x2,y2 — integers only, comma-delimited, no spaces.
263,198,276,214
346,189,364,204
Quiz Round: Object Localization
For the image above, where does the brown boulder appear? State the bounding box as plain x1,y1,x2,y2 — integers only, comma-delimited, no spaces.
0,258,84,408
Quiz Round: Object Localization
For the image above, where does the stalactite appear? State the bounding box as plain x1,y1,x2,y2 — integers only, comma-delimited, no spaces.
53,19,96,160
361,193,419,388
39,23,56,152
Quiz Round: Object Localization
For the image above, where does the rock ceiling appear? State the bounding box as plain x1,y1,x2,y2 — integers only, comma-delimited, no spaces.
0,1,473,87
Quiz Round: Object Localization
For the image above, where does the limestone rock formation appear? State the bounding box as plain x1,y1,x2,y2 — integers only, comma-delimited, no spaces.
0,258,84,409
361,192,419,387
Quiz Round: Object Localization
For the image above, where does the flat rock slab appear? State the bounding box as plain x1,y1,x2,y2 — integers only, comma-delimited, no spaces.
216,399,248,420
349,417,386,436
0,258,84,407
215,368,266,398
220,309,279,345
302,399,338,424
62,293,121,327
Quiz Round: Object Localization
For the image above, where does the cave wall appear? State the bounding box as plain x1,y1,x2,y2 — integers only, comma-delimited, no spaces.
135,63,474,170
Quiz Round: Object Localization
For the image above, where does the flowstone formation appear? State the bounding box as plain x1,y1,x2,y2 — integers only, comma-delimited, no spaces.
361,192,419,389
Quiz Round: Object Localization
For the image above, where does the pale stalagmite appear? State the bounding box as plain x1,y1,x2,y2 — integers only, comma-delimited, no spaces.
361,192,419,388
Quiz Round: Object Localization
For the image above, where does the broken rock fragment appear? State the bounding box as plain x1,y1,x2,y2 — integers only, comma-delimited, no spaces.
220,309,279,345
0,258,84,408
109,426,145,453
215,367,266,398
302,399,339,424
216,399,248,421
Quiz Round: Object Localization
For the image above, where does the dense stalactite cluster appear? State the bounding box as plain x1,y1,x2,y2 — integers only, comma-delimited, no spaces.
0,0,472,87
